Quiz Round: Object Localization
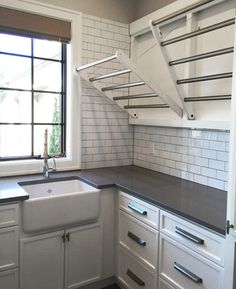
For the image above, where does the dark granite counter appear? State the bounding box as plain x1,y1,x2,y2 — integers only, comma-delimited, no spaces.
0,165,227,235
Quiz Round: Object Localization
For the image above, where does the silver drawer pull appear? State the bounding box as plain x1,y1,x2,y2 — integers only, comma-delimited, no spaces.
175,227,204,245
127,269,145,287
174,262,203,284
127,231,146,246
128,203,147,215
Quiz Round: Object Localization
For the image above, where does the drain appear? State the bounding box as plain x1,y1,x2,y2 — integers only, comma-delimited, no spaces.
47,189,52,194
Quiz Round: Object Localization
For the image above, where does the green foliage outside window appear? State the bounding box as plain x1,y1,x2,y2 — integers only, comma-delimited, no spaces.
49,98,60,155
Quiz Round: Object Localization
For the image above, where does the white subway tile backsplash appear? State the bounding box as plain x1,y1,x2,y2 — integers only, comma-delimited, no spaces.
209,159,225,170
209,141,226,151
134,127,229,190
193,174,208,186
200,167,217,178
81,14,133,170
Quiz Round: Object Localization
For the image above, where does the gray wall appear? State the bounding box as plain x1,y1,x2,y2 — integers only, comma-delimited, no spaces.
38,0,136,23
38,0,175,23
134,0,176,20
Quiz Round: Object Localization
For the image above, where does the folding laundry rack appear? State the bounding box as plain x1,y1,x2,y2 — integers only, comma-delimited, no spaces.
76,0,235,122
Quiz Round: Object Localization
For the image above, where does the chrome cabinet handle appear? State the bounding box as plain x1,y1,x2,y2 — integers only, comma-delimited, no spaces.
174,262,203,284
127,269,145,287
128,203,147,215
127,231,146,246
175,227,204,244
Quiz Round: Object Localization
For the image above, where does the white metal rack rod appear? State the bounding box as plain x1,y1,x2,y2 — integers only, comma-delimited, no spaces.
115,50,183,117
76,54,117,72
89,69,131,82
76,50,183,118
161,18,235,47
177,72,233,84
113,93,158,101
169,47,234,66
184,95,231,102
101,81,145,91
152,0,221,27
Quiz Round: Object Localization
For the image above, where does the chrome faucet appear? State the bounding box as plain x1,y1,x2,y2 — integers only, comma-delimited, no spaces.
42,129,56,178
43,157,56,178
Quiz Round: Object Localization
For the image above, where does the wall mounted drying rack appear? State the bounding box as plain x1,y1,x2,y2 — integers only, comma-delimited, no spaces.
149,2,235,120
76,50,183,118
76,0,235,126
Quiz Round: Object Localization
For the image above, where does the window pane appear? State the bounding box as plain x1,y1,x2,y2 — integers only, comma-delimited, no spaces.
0,125,31,157
34,60,61,92
34,93,61,123
0,91,31,123
34,125,62,156
0,33,31,55
0,54,31,89
34,39,61,60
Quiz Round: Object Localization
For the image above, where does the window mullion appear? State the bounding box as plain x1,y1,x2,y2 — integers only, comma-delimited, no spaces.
31,39,34,157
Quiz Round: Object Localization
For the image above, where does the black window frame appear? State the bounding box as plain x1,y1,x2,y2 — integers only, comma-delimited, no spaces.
0,34,67,161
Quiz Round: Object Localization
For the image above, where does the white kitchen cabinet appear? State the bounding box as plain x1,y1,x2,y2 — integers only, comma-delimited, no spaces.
119,210,159,271
118,247,157,289
20,230,65,289
118,191,158,288
20,222,102,289
119,191,159,229
0,269,18,289
160,210,225,266
0,203,19,229
159,233,224,289
0,226,18,272
0,203,19,289
159,277,177,289
65,223,102,289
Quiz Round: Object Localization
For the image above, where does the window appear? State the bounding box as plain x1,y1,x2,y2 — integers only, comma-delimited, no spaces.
0,1,81,176
0,33,67,160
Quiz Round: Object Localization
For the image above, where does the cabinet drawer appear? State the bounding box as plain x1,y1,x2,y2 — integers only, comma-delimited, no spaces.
0,204,19,228
119,211,158,271
159,234,224,289
0,269,18,289
0,227,18,272
119,191,159,229
159,278,176,289
160,210,225,266
118,247,157,289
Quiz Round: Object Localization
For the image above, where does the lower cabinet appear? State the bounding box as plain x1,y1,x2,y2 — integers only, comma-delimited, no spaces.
118,247,157,289
0,203,19,289
0,269,18,289
20,222,102,289
159,233,224,289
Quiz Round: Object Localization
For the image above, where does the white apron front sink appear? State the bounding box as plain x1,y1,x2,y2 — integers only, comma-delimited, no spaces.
20,178,100,233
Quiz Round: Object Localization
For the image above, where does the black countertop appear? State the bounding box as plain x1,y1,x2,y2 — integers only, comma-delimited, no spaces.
0,165,227,235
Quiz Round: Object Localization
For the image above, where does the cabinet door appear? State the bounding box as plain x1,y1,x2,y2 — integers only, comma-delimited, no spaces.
0,269,18,289
0,226,18,271
65,222,102,289
20,231,64,289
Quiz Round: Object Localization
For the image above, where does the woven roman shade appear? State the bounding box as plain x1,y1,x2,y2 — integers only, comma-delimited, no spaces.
0,6,71,43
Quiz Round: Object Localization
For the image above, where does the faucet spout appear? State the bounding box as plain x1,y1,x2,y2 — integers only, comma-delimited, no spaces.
42,129,56,178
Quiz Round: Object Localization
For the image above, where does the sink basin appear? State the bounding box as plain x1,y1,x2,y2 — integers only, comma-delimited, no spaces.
20,178,100,233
